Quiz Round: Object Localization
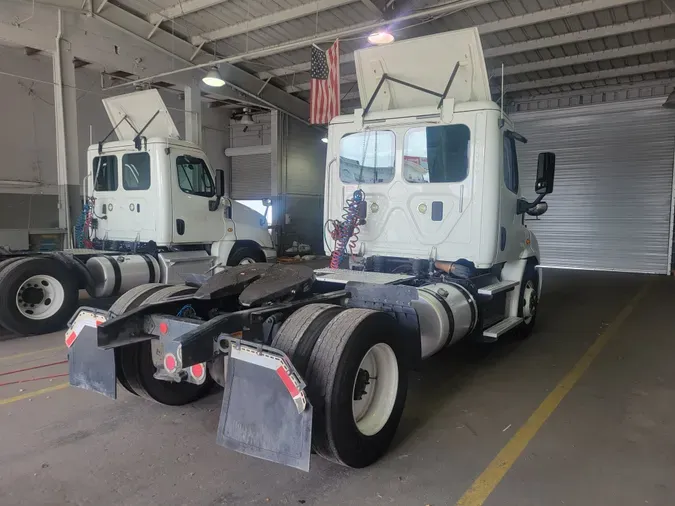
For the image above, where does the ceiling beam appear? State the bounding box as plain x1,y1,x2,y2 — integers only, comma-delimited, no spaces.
90,2,310,121
147,0,228,25
258,0,645,80
503,61,675,93
509,77,674,103
502,40,675,76
286,73,357,93
192,0,362,44
477,0,641,35
360,0,382,16
289,39,675,93
485,14,675,59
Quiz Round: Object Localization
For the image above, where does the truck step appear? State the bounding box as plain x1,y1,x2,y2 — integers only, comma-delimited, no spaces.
478,280,519,296
483,317,523,339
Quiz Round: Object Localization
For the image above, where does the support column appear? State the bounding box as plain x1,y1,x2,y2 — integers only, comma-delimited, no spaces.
270,110,285,252
184,83,202,146
53,10,79,247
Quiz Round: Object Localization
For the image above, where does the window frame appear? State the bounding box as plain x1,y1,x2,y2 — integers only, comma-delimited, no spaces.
403,124,471,184
92,155,118,192
176,154,216,198
338,130,396,184
503,133,519,194
122,152,151,191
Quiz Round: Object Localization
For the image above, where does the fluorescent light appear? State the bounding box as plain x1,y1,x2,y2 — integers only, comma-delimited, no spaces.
321,137,328,143
368,31,395,45
202,66,225,87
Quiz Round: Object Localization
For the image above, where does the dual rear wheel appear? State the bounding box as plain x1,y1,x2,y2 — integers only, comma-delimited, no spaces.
273,305,408,468
109,283,213,405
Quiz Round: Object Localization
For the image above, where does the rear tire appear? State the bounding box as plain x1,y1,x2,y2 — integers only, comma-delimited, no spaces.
121,284,213,405
227,245,265,266
0,257,78,335
305,309,408,468
108,283,166,396
271,303,344,375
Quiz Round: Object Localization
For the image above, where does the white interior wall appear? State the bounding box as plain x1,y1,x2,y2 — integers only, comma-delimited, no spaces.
0,45,230,234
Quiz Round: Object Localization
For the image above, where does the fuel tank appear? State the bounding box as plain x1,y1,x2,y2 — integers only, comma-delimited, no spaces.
86,254,160,297
414,282,478,359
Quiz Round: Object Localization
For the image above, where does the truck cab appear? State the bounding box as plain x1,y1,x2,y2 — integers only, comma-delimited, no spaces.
87,90,276,265
323,28,550,272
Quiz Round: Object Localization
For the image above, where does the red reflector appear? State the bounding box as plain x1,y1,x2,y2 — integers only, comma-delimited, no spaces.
276,366,300,398
164,353,177,372
190,363,205,380
159,322,169,334
65,331,77,348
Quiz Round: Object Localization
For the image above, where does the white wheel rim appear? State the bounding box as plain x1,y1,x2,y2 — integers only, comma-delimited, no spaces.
238,257,256,265
16,275,65,320
352,343,399,436
523,280,537,324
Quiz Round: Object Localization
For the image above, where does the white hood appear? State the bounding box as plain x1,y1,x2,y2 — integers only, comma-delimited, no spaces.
102,89,180,141
354,27,491,112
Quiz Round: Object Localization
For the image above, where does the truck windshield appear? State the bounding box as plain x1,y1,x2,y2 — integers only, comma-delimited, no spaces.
339,130,395,184
404,124,470,183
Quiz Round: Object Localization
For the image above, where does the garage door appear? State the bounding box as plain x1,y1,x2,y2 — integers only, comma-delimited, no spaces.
231,153,271,200
513,98,675,274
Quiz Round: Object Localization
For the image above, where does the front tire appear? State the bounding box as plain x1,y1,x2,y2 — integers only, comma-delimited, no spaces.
0,257,78,335
305,309,408,468
227,245,265,266
517,260,539,339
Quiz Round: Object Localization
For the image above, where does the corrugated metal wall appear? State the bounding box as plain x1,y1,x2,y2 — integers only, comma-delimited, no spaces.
229,114,271,200
512,97,675,274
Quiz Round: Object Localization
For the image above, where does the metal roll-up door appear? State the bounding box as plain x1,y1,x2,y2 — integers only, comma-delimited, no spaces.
512,97,675,274
231,153,271,200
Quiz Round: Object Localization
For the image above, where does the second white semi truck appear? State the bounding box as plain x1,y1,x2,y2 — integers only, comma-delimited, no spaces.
0,90,274,335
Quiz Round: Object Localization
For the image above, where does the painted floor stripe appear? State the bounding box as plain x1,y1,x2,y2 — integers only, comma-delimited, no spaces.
0,345,64,363
456,282,652,506
0,383,69,406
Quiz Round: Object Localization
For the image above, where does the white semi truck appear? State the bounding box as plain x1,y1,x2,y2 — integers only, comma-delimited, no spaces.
0,90,274,335
66,28,555,471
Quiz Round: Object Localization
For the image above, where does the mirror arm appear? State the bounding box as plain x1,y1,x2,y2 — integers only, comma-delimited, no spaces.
517,193,546,215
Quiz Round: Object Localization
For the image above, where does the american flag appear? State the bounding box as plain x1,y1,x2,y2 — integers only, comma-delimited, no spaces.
310,40,340,124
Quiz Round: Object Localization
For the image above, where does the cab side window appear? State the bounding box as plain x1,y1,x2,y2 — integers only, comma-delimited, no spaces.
503,134,519,194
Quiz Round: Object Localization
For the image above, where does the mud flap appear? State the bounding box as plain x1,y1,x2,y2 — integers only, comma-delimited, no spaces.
66,308,117,399
217,341,313,471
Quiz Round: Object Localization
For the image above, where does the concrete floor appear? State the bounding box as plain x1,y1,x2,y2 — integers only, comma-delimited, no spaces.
0,270,673,506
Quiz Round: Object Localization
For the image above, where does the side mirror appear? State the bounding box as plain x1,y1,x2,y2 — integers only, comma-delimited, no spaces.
535,152,555,195
261,198,272,207
526,202,548,216
215,169,225,198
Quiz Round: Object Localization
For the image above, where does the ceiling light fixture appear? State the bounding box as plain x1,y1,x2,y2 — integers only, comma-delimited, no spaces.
321,137,328,143
368,31,395,45
202,66,225,87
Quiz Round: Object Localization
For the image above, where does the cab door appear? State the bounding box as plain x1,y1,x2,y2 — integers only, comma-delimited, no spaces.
496,132,525,262
170,152,227,244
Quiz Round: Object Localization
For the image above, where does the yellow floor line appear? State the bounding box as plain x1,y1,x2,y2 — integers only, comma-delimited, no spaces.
0,345,65,363
0,383,69,406
456,281,653,506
